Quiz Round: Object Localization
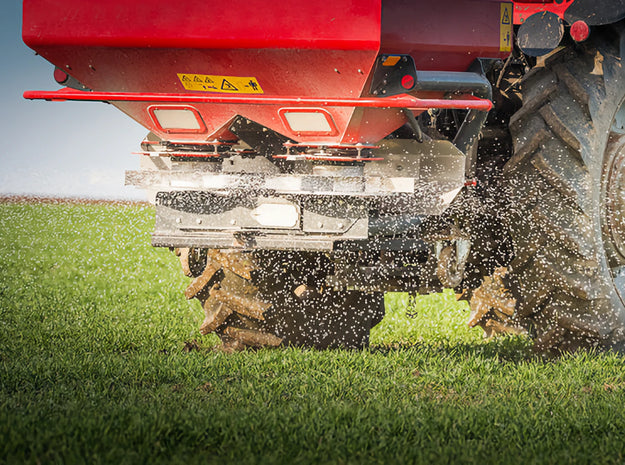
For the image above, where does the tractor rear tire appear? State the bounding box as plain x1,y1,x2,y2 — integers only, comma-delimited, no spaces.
486,38,625,353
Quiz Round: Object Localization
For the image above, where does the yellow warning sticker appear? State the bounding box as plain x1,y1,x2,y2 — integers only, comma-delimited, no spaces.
500,3,513,52
177,74,264,94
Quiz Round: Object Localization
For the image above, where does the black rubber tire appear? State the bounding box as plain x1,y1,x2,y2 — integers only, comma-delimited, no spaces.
500,37,625,353
188,250,385,350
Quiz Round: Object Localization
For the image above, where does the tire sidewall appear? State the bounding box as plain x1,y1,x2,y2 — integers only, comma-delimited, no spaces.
589,40,625,319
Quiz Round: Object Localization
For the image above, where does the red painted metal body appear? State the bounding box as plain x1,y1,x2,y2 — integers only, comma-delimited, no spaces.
22,0,510,146
513,1,574,24
381,1,510,71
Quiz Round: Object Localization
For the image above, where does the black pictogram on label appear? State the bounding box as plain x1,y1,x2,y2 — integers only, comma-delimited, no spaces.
221,79,238,91
502,8,511,25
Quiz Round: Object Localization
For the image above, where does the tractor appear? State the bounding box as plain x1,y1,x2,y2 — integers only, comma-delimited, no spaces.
22,0,625,353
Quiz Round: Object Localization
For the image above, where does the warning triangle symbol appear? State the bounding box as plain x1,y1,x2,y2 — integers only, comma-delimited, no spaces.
194,76,203,82
221,79,238,91
502,8,510,25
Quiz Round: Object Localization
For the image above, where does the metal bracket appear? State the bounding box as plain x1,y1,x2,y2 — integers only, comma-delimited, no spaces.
435,238,471,288
370,55,417,97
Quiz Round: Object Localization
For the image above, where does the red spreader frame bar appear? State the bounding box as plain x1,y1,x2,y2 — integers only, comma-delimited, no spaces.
152,140,236,146
274,154,384,162
279,142,383,162
133,151,222,158
138,139,236,158
23,88,493,111
283,142,381,149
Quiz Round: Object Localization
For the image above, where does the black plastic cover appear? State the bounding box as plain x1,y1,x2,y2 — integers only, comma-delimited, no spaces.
564,0,625,26
517,11,564,57
369,55,417,97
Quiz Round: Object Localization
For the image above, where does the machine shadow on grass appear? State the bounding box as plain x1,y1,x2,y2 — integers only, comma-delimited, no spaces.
369,337,535,363
184,333,536,364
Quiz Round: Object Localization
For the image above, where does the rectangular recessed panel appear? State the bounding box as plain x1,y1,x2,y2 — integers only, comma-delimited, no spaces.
283,111,332,133
153,109,202,130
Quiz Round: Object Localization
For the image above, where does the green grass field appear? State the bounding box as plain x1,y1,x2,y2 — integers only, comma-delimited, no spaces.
1,201,625,464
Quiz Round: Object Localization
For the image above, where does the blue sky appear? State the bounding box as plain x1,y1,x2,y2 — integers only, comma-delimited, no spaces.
1,1,147,200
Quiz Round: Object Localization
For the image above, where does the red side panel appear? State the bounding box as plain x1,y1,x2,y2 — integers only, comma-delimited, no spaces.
381,0,512,72
22,0,379,51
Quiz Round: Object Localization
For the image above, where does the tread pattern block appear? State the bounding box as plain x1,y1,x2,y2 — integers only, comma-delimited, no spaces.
498,45,624,353
178,248,385,351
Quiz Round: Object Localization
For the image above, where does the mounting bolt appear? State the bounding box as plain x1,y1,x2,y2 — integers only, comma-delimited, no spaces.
175,218,182,224
338,222,344,229
230,219,237,225
318,222,324,228
196,218,202,225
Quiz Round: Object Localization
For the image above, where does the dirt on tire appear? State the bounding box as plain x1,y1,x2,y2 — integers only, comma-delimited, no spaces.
177,248,385,351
